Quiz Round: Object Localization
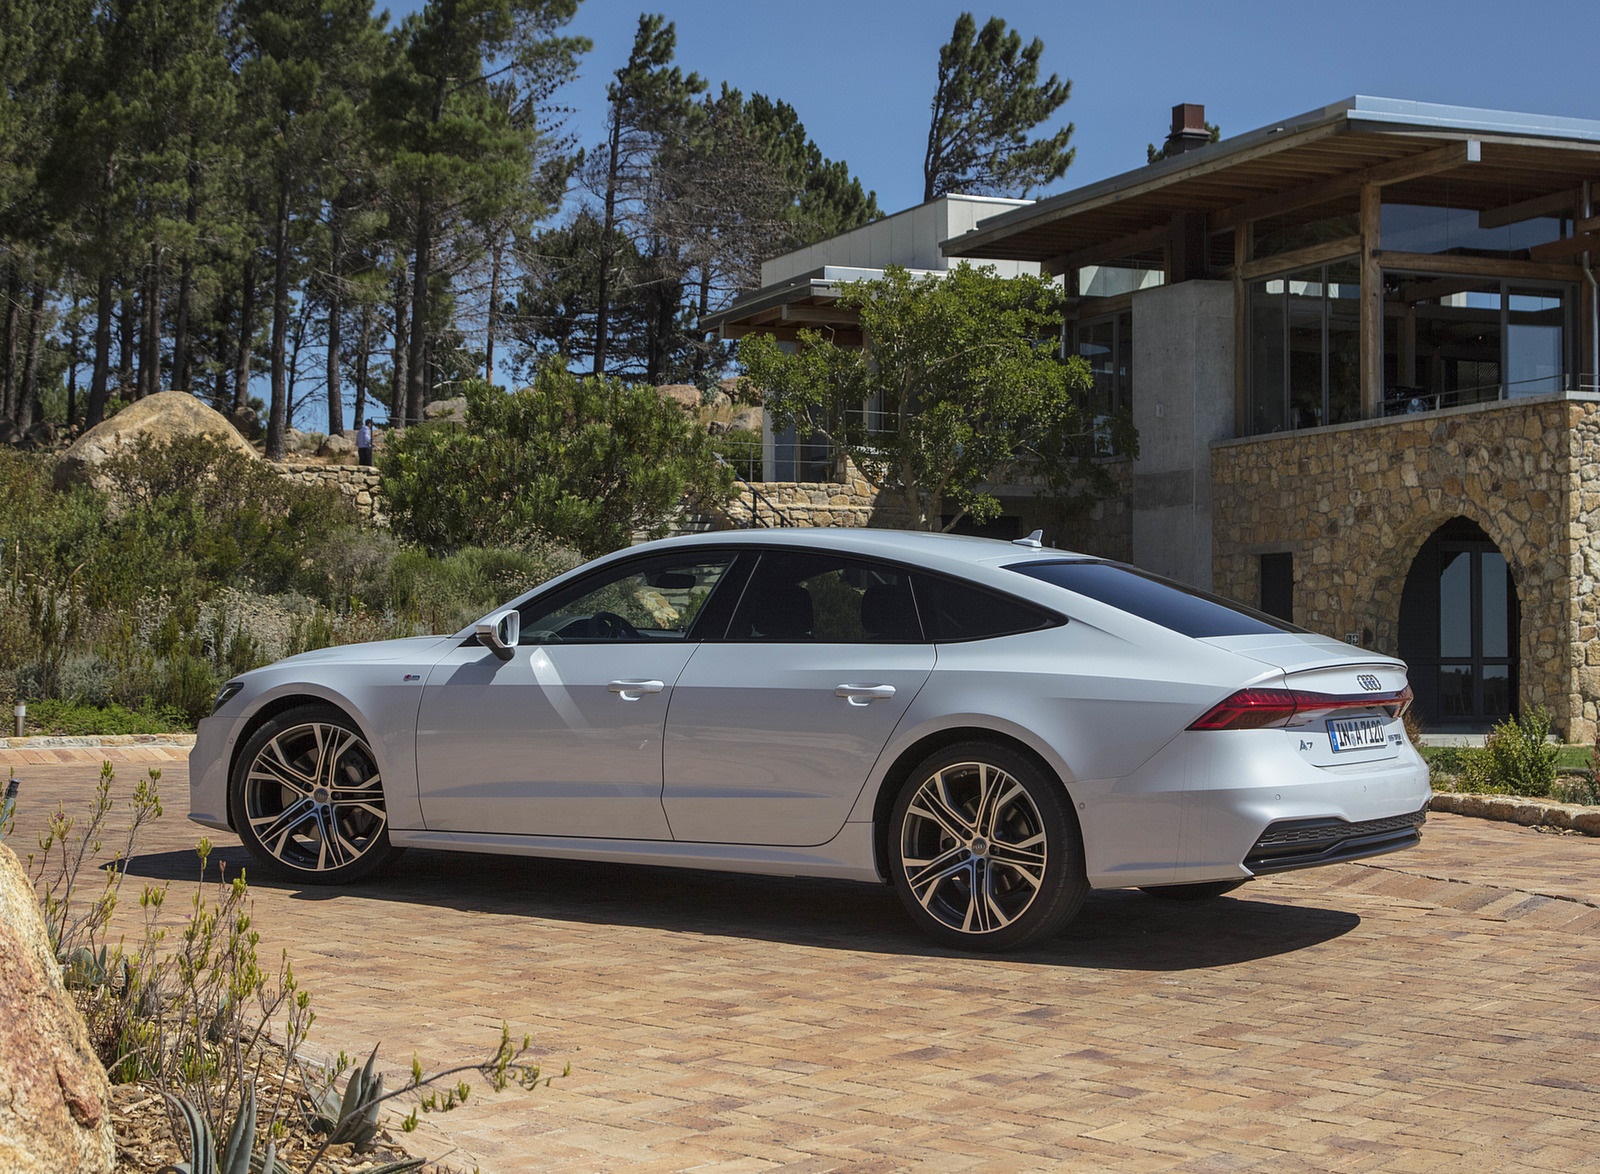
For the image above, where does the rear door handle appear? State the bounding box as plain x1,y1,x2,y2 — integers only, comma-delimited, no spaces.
608,679,665,701
834,684,896,706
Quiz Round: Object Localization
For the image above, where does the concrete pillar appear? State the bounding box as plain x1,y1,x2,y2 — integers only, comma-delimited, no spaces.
1130,280,1236,589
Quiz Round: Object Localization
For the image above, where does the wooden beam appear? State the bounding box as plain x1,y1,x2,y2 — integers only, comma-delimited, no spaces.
779,304,858,325
1528,233,1600,263
1477,188,1581,229
1041,224,1172,277
1213,141,1479,232
1238,234,1362,281
1360,185,1383,419
1373,249,1583,280
946,119,1345,259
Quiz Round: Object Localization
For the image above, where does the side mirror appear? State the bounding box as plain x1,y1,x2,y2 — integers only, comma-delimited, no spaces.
475,610,521,661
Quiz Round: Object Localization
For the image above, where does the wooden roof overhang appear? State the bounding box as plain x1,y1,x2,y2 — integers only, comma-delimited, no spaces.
942,97,1600,276
699,270,864,347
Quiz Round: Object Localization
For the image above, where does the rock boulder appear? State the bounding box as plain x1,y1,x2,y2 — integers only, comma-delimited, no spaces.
0,843,115,1173
656,384,701,412
423,396,467,424
53,391,258,492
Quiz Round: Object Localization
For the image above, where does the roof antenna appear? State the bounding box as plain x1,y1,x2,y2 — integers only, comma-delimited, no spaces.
1012,529,1044,548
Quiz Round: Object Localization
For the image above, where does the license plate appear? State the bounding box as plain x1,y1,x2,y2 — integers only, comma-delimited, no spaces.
1328,715,1387,752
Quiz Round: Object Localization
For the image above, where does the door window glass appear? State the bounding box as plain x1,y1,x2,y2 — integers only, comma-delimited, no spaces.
728,552,921,643
913,574,1056,641
519,554,736,643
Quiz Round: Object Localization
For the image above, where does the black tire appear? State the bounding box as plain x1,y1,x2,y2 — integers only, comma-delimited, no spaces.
230,704,403,884
888,741,1087,952
1138,880,1248,901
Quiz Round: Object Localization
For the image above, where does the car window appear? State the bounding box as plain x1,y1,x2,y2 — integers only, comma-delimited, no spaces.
1008,559,1304,638
519,554,736,643
911,573,1058,641
726,551,923,643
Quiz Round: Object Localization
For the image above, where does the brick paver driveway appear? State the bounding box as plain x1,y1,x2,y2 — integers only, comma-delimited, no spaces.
7,748,1600,1172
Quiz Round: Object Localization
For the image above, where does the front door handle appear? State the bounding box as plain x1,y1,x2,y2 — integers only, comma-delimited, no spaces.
834,683,896,706
608,679,665,701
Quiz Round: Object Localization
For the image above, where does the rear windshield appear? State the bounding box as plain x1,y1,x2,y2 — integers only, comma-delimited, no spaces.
1007,560,1304,639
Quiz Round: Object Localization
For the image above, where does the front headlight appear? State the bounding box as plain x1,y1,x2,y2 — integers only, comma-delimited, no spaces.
212,682,244,715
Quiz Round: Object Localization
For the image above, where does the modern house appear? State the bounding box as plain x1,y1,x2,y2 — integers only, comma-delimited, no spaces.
710,98,1600,739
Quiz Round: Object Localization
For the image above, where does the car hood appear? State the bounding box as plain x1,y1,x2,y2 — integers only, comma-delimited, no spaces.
263,634,457,670
1198,633,1407,677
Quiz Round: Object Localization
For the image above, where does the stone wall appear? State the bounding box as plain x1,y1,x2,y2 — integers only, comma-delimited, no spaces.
273,462,386,524
1212,395,1600,739
714,474,909,529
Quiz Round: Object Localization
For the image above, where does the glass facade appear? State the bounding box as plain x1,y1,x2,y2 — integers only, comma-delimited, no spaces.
1074,311,1133,453
1382,275,1574,410
1381,203,1568,258
1247,262,1361,433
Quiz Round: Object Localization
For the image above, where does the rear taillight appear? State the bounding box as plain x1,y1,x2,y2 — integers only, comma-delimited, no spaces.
1188,686,1412,731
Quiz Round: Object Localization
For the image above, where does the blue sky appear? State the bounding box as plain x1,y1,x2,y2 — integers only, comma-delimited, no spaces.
393,0,1600,215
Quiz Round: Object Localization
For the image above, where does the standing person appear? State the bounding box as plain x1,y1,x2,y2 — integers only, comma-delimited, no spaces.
355,417,373,467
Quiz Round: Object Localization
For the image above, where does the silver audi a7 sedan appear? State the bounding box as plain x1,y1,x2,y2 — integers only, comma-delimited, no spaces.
190,528,1429,950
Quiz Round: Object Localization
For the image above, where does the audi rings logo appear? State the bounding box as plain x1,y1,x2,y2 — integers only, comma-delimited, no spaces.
1357,674,1382,692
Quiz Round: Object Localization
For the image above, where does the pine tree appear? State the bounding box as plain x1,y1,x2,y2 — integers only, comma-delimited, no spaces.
922,13,1074,202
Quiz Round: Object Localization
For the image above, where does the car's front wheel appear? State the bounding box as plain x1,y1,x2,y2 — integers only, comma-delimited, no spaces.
231,705,403,884
888,742,1087,951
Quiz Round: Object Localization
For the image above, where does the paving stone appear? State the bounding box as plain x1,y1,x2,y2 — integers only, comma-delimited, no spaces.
5,756,1600,1172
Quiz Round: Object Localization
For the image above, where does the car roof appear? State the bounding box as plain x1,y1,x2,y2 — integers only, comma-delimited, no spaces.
626,527,1090,572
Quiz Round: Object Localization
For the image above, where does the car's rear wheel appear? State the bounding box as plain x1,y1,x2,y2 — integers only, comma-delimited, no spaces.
888,742,1087,951
231,705,402,883
1139,880,1248,901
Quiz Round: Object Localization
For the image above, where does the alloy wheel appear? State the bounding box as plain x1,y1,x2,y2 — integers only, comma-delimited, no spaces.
240,720,387,874
898,760,1049,937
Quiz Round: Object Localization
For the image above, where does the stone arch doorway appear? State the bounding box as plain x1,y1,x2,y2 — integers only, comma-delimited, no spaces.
1398,517,1519,730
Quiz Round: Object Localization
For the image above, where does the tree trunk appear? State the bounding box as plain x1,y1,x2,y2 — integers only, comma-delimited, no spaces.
87,271,112,426
117,278,135,396
404,195,432,428
485,226,501,386
593,110,623,377
141,246,163,398
174,256,194,390
266,183,291,459
174,145,199,391
2,263,20,421
234,252,256,411
390,258,409,425
353,302,371,427
692,269,711,385
66,300,80,428
16,281,46,431
325,211,344,435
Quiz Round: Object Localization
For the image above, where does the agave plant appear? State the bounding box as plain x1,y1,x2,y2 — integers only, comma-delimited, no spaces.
312,1043,384,1151
157,1086,272,1174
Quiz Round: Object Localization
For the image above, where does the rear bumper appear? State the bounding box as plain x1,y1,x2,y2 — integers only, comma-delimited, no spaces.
1244,806,1427,874
1077,728,1431,889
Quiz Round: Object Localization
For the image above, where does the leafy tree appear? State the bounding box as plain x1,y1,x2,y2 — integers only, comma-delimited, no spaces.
922,13,1074,201
380,370,734,556
740,264,1123,531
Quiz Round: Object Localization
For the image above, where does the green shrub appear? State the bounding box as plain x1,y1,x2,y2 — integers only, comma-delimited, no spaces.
22,697,190,735
1446,706,1558,797
381,370,734,557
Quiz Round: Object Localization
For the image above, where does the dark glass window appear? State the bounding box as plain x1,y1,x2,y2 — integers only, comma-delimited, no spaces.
1010,560,1303,638
1259,553,1293,622
518,553,737,643
727,551,922,643
1073,310,1134,454
911,574,1057,642
1247,262,1361,434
